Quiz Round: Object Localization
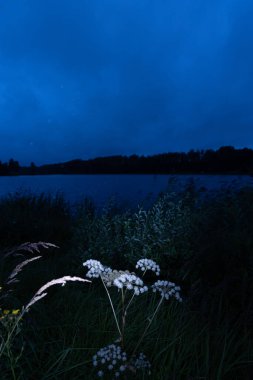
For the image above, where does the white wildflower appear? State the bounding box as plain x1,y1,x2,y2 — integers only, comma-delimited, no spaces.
113,273,148,295
83,259,112,278
130,352,151,374
93,344,128,378
136,259,160,276
151,280,182,301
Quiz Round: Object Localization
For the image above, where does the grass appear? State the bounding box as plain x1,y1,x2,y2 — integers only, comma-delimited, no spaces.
0,186,253,379
0,192,71,248
7,287,252,379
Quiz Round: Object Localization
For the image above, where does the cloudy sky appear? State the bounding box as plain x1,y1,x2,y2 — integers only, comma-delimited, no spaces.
0,0,253,165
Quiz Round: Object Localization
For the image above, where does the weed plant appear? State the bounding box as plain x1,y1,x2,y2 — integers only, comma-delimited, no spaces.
81,258,182,378
71,192,193,274
0,242,90,379
0,192,71,249
0,186,253,378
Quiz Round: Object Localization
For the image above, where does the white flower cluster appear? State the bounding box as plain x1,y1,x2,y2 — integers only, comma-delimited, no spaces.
130,352,151,374
136,259,160,276
93,344,127,378
100,270,128,288
152,280,182,301
114,273,148,295
83,259,112,278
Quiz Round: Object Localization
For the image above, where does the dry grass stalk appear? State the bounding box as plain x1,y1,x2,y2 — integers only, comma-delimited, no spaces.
3,242,59,259
6,256,42,284
24,276,91,311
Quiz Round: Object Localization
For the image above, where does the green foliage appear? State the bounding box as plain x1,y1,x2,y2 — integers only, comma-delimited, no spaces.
72,192,192,274
1,186,253,378
181,187,253,326
8,287,252,379
0,192,71,249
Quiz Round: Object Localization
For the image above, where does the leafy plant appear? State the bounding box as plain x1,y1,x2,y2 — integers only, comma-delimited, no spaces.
83,258,182,379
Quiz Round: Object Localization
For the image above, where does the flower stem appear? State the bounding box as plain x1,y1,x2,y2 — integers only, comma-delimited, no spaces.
132,296,164,356
125,292,135,315
100,276,122,340
121,288,125,348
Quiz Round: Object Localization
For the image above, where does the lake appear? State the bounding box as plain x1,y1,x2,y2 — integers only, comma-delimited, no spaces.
0,174,253,209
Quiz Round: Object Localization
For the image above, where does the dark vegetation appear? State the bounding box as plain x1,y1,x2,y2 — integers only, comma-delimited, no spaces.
1,185,253,379
1,146,253,175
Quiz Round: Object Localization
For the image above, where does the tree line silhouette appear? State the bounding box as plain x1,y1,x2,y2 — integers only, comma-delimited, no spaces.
1,146,253,175
0,159,20,175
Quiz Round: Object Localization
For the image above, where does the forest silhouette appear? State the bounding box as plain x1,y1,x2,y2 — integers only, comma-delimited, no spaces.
1,146,253,175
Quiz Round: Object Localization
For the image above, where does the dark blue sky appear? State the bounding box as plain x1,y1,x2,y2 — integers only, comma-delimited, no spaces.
0,0,253,165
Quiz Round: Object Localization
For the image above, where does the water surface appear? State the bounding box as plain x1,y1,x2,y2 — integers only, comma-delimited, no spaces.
0,174,252,209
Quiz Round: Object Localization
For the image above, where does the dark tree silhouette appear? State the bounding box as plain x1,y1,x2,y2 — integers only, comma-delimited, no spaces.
1,147,253,175
8,158,20,174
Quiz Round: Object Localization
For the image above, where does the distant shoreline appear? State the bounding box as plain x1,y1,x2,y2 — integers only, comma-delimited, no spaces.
1,147,253,176
0,171,252,177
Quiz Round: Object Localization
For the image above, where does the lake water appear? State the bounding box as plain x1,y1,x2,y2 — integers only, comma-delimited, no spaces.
0,174,253,209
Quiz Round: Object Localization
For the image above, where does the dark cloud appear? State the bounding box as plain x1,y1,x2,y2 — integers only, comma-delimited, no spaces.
0,0,253,164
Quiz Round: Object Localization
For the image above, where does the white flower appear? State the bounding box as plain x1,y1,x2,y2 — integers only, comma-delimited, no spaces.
151,280,182,301
136,259,160,276
130,352,151,374
83,259,112,278
113,273,148,295
93,344,128,378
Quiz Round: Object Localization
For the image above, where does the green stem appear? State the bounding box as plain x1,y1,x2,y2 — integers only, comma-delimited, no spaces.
132,296,164,357
9,345,17,380
125,292,135,315
100,276,122,340
0,311,24,357
121,289,125,349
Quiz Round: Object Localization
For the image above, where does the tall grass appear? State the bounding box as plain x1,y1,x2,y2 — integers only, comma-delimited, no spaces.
10,286,252,379
0,186,253,378
0,192,71,249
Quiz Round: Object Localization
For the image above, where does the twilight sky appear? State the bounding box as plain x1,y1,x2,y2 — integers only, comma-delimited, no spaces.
0,0,253,165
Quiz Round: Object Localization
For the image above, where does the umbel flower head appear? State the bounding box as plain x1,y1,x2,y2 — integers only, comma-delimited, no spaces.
129,352,151,375
113,273,148,295
101,268,148,296
136,259,160,276
93,344,127,378
83,261,148,296
100,270,130,287
152,280,182,301
83,259,112,278
93,344,151,378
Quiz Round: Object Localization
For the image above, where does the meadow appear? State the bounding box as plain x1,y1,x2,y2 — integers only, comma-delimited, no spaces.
0,185,253,379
